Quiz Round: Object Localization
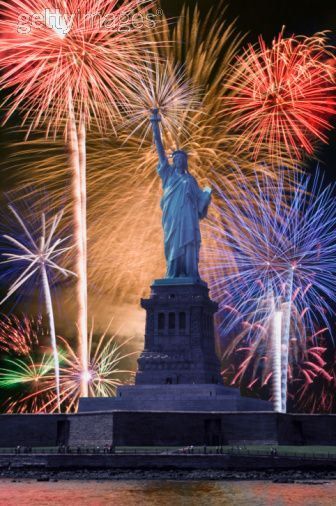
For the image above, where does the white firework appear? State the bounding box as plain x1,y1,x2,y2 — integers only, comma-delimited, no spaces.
124,57,201,146
0,205,75,411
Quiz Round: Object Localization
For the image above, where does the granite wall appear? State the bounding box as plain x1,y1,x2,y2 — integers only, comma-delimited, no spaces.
0,414,68,447
278,414,336,445
68,413,113,447
0,412,335,448
111,411,278,446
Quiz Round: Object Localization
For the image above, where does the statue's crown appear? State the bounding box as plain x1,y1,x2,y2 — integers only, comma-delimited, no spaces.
172,149,188,159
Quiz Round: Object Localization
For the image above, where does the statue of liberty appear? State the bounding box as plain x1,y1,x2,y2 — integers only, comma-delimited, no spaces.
150,109,212,281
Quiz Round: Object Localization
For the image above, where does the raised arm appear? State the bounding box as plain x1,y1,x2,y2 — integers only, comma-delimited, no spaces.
150,108,168,165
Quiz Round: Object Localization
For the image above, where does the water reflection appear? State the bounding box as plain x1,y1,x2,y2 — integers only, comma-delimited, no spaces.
0,480,335,506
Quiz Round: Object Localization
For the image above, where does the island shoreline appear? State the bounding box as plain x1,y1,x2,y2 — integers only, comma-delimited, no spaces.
2,468,336,483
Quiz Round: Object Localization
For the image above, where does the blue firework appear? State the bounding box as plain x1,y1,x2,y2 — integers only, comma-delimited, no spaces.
205,168,336,339
204,168,336,412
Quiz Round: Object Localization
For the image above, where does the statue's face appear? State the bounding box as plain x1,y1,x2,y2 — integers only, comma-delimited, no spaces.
173,153,188,174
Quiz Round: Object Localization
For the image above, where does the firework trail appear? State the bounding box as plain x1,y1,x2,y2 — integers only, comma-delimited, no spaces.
271,307,282,412
0,316,137,413
205,168,336,412
0,206,74,410
0,0,154,396
223,30,336,162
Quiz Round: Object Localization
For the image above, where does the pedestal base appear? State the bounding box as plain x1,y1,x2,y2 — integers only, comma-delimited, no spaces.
136,280,222,385
79,384,272,412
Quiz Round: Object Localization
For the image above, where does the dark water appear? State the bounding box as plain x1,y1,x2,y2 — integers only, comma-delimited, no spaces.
0,480,335,506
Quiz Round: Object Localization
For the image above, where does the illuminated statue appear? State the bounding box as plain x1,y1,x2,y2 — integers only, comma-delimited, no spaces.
150,109,212,280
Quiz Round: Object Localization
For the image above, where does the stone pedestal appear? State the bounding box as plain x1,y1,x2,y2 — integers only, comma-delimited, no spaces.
136,278,222,385
79,278,272,413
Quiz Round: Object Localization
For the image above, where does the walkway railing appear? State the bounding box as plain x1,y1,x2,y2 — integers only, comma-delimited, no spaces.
0,446,335,461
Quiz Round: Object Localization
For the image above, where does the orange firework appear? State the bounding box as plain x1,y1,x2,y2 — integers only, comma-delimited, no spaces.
223,30,336,161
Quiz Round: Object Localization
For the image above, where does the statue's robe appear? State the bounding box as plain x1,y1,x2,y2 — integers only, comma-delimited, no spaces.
158,159,211,279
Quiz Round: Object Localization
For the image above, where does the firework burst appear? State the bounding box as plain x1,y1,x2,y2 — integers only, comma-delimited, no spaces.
0,314,60,413
0,355,56,412
221,324,333,413
123,57,201,145
223,30,336,161
0,0,154,133
56,321,137,412
0,313,40,356
0,206,74,410
205,168,336,411
292,335,336,413
0,316,137,413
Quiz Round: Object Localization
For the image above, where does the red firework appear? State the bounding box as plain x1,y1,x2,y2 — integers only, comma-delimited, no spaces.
293,345,336,413
223,31,336,161
220,323,335,413
0,314,40,356
0,0,153,133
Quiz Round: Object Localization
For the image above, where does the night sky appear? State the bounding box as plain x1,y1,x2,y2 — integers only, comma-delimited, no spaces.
162,0,336,42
